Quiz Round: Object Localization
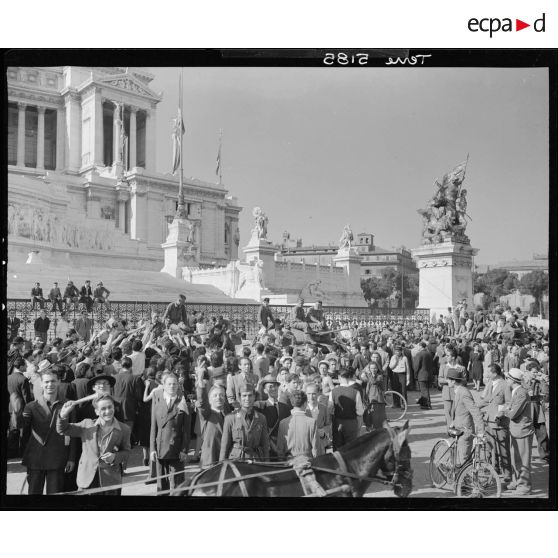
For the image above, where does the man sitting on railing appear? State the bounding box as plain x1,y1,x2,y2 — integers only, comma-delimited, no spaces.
30,282,46,310
63,281,80,311
93,281,111,310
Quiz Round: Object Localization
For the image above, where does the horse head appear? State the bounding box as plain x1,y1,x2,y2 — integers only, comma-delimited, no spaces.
382,420,413,498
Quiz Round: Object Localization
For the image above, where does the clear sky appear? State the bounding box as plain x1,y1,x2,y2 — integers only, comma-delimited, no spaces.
147,66,549,265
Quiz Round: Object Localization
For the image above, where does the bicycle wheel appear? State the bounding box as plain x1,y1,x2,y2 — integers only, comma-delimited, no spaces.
429,439,453,489
384,390,407,421
456,462,502,498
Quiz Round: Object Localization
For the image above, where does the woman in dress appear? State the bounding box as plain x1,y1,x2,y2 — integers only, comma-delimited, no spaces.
361,361,386,431
468,343,484,391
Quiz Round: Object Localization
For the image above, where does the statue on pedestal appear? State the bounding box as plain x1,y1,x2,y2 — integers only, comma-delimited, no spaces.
418,158,470,244
251,206,268,242
338,224,354,250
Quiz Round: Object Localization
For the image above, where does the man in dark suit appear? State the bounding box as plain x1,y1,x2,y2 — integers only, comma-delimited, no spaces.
196,369,229,467
79,280,94,312
150,372,191,493
63,281,80,311
31,282,45,309
7,309,21,343
19,368,76,494
254,375,290,458
49,282,64,313
413,342,434,409
8,357,33,456
113,357,144,434
34,310,50,344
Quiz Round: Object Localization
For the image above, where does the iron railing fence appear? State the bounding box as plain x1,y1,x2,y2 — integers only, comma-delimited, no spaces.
7,299,430,342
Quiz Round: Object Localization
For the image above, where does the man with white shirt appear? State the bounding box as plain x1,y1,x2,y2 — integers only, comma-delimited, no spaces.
129,339,146,376
277,391,319,459
150,372,191,494
304,383,329,455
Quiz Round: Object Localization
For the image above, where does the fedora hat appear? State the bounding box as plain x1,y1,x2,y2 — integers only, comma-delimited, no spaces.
261,374,280,386
37,359,53,373
87,374,116,391
505,368,523,383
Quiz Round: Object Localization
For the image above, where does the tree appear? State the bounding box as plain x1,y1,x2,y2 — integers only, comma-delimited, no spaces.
519,271,549,318
361,267,398,306
473,268,518,306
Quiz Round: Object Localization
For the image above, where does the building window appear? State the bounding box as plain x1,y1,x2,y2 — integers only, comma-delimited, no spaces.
44,109,57,170
24,106,38,168
136,110,146,168
8,103,17,165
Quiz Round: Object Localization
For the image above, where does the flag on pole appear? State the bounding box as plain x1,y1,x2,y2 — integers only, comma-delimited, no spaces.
171,108,185,175
215,131,223,184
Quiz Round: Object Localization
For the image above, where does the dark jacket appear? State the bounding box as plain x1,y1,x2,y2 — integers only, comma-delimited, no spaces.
34,317,50,333
113,371,144,422
150,396,191,460
196,385,228,467
163,302,188,325
20,397,77,470
413,348,435,382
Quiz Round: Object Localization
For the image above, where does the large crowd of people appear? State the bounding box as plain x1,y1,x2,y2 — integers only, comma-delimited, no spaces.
6,292,550,496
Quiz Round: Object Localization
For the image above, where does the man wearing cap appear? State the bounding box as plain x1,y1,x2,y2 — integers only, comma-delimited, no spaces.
258,297,274,330
163,294,188,326
277,390,319,459
254,375,291,458
478,364,513,487
220,382,269,461
504,368,535,494
79,280,94,312
19,368,76,494
75,310,94,343
446,368,485,466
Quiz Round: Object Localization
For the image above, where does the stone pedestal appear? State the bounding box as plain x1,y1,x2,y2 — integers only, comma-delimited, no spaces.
411,241,478,322
333,248,363,294
160,218,197,279
243,239,277,283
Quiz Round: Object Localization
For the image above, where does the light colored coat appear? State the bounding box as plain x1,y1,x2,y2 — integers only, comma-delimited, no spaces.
277,409,319,459
451,385,485,434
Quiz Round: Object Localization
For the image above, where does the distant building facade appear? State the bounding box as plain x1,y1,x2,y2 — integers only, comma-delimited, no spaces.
277,231,417,278
7,66,241,270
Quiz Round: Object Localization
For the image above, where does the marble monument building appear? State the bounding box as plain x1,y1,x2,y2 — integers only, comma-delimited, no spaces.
7,66,241,271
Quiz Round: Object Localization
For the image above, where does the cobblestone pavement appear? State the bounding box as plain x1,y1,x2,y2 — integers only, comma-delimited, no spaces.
6,389,549,499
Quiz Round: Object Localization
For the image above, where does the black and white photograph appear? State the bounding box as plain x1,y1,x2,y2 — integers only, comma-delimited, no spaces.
2,49,555,509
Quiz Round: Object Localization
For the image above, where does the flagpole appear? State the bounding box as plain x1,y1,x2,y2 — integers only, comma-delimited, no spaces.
218,129,223,185
176,68,187,219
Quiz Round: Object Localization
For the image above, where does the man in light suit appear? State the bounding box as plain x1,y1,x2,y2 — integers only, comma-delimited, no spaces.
57,394,131,495
304,382,330,455
226,357,259,409
478,363,512,486
75,310,93,342
277,390,319,459
504,368,535,495
150,372,191,494
446,368,485,466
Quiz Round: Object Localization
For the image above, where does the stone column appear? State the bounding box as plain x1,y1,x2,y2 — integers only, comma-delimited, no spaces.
129,107,137,169
65,92,81,173
36,106,46,170
16,102,26,167
116,188,129,231
113,104,122,165
55,106,65,170
144,107,156,171
93,92,104,166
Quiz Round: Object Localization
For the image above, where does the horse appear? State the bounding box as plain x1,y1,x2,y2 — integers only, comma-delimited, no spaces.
172,421,412,498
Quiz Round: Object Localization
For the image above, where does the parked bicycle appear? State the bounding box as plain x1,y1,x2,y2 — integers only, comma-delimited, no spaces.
429,427,501,498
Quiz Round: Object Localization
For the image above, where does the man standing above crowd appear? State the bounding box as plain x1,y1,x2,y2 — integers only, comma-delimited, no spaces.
306,301,325,329
258,297,274,330
79,280,94,312
49,282,64,314
75,309,93,342
289,298,308,332
163,294,188,325
34,310,50,343
31,282,45,310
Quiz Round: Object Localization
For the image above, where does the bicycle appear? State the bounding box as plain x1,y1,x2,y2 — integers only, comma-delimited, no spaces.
429,427,501,498
383,390,407,422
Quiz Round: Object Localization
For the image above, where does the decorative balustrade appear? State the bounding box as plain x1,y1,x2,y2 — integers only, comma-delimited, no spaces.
7,299,430,342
